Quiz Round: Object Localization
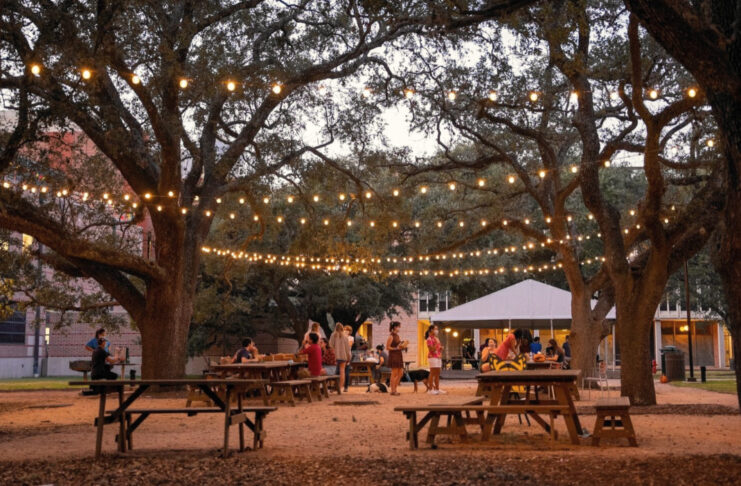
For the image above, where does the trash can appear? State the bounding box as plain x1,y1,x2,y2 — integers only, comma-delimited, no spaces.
661,347,685,381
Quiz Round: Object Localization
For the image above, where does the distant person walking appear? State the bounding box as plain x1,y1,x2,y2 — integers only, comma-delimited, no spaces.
425,324,444,395
386,321,405,396
329,323,351,391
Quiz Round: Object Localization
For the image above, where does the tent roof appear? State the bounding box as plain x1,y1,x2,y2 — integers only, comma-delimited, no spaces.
430,279,615,328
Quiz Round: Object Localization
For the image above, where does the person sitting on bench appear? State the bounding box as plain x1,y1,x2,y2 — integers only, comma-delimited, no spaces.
300,333,325,376
91,338,119,380
232,338,259,363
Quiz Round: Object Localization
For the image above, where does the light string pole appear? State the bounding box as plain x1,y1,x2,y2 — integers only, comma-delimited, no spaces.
684,259,696,382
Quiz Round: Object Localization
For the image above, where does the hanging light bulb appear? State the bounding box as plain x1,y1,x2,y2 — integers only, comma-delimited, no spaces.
323,219,329,225
447,90,457,101
318,85,327,96
392,189,400,197
181,208,187,214
610,91,619,100
362,87,372,98
687,87,698,98
648,88,659,99
229,213,236,219
338,193,346,201
570,165,579,173
131,74,140,85
81,68,92,80
507,175,516,184
477,178,485,187
179,78,188,89
364,191,372,199
313,194,320,202
300,218,306,225
706,139,715,147
30,64,42,75
276,216,283,223
604,160,611,167
369,221,375,227
404,88,414,99
414,221,421,228
253,215,260,221
488,90,498,101
538,170,547,178
226,80,236,91
262,197,269,204
529,91,539,102
448,182,456,191
287,195,294,203
272,83,282,94
480,220,487,227
419,186,428,194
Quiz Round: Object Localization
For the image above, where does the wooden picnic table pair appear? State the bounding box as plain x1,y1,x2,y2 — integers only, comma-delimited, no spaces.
212,361,306,381
70,379,275,459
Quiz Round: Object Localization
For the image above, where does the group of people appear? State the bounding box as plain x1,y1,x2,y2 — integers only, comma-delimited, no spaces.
477,331,572,371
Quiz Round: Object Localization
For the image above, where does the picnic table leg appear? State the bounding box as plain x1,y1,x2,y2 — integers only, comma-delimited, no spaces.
222,386,232,458
453,412,468,442
554,384,581,445
237,392,245,452
95,389,107,459
492,385,511,434
125,412,133,450
407,412,418,450
426,414,440,445
117,386,126,452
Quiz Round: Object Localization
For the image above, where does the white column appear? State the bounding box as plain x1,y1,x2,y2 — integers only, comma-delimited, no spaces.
473,329,480,351
654,320,662,365
717,322,726,368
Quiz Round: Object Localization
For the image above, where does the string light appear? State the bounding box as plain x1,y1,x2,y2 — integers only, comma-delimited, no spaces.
263,197,269,204
318,85,327,96
419,186,428,194
404,88,414,99
131,74,140,85
529,91,539,102
313,195,320,202
507,175,516,184
364,191,372,199
362,87,372,98
81,68,92,80
538,170,546,178
287,196,294,203
570,165,578,174
648,89,659,99
392,189,400,197
488,90,498,102
272,83,282,94
687,87,697,98
226,80,236,92
447,90,457,101
610,91,619,100
706,139,715,147
604,160,611,167
30,64,41,75
477,178,485,187
179,78,188,89
448,182,456,191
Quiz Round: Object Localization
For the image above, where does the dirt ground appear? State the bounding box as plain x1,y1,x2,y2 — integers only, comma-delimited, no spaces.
0,381,739,485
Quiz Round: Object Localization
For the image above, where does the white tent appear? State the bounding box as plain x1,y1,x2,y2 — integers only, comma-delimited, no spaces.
431,279,615,329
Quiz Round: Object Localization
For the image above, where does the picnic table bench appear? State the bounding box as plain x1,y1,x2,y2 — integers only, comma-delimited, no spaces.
70,379,275,459
592,396,637,446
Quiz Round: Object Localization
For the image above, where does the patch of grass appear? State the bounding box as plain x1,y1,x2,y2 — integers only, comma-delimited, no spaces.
670,380,738,395
0,376,85,391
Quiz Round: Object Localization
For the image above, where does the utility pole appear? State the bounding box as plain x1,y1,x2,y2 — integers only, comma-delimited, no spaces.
684,260,696,382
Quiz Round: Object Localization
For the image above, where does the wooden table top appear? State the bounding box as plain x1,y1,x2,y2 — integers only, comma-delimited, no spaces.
212,361,305,370
69,378,267,386
477,369,581,382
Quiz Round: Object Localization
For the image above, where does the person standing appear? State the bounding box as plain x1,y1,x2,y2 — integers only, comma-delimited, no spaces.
425,324,444,395
495,329,532,361
563,335,571,358
91,338,118,380
343,324,355,391
329,323,351,391
386,321,405,395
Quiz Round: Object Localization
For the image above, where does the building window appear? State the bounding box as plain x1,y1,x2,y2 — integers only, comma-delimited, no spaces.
438,292,449,311
419,293,430,313
0,310,26,344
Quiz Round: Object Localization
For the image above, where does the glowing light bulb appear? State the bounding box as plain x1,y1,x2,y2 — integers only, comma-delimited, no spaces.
272,83,282,94
706,139,715,147
300,218,306,225
392,189,400,197
216,198,222,204
131,74,140,85
369,221,375,227
488,90,498,101
392,221,398,228
318,85,327,96
447,90,457,101
436,221,443,228
312,194,319,202
546,217,552,223
229,213,235,219
529,91,539,102
277,216,283,223
629,209,636,216
346,220,352,227
458,221,465,227
156,205,163,212
362,87,372,98
102,193,109,199
364,191,372,199
179,78,188,89
604,160,611,167
144,193,152,200
81,68,92,80
323,219,329,226
477,178,485,187
688,87,697,98
253,215,259,221
239,198,245,204
507,175,515,184
538,170,546,178
570,91,578,103
480,220,487,227
263,197,269,204
610,91,619,100
448,182,456,191
404,88,414,99
132,202,138,208
570,165,578,173
181,208,187,214
420,186,428,194
648,89,658,99
168,191,175,197
30,64,41,75
226,80,236,91
414,221,421,228
287,196,294,203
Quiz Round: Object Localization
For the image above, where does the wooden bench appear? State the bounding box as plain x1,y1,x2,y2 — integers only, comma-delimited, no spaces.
117,406,276,452
310,375,340,398
269,380,313,406
395,404,571,449
592,397,637,447
349,362,375,385
324,375,342,395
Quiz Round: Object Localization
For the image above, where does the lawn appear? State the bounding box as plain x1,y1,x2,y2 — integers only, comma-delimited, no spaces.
0,376,85,392
670,380,738,395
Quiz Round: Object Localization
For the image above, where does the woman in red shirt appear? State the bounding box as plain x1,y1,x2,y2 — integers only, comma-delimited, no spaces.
425,324,444,395
495,329,532,361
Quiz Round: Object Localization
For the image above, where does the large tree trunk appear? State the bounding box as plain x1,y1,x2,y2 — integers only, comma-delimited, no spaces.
708,94,741,411
569,290,609,381
138,220,200,380
614,265,668,405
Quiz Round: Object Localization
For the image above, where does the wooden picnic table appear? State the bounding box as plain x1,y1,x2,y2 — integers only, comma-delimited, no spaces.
69,379,273,459
525,360,560,370
349,360,377,385
476,369,584,444
212,361,306,381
